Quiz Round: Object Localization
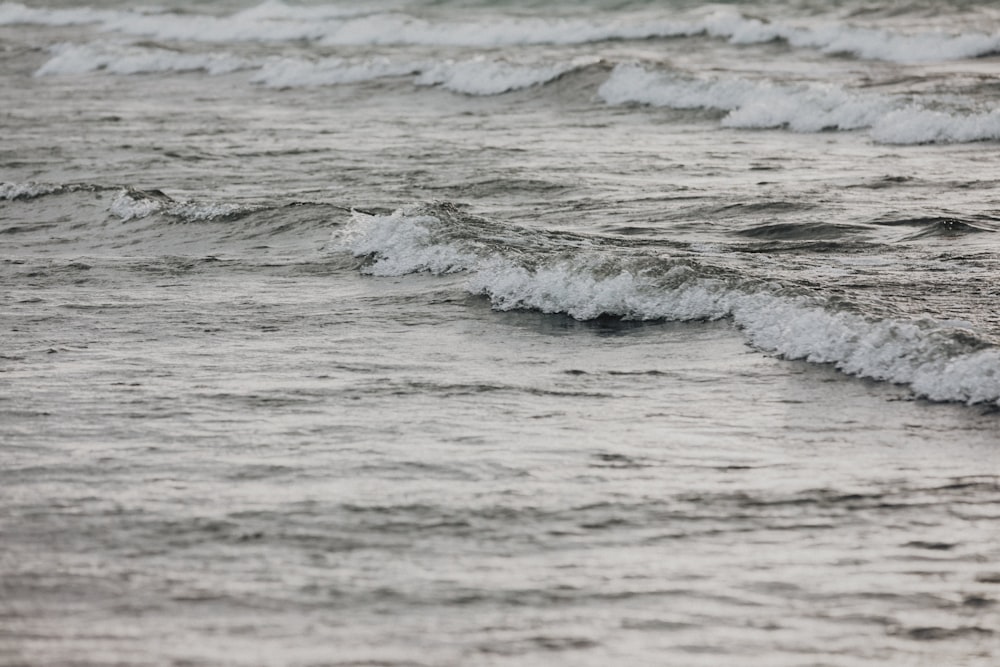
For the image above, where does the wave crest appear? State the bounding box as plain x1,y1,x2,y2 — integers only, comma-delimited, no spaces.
110,188,258,222
338,205,1000,405
5,3,999,63
599,64,1000,144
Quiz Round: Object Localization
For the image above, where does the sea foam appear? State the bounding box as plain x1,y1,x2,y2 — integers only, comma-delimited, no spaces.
36,40,587,96
414,57,596,96
29,42,1000,140
3,2,998,63
701,9,1000,63
109,189,252,222
871,107,1000,145
1,181,63,200
252,56,419,88
36,42,250,77
598,64,888,133
599,64,999,144
253,55,580,94
339,206,1000,405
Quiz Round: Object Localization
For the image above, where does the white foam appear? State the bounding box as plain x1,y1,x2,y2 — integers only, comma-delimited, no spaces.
1,181,61,200
231,0,385,22
254,55,575,94
315,13,703,48
0,3,710,49
777,21,1000,64
35,42,582,96
599,64,998,144
701,9,1000,63
0,2,114,27
109,190,253,222
36,42,249,77
252,56,418,88
4,2,998,63
599,64,888,131
338,208,1000,405
871,107,1000,145
110,190,163,221
0,2,336,42
168,201,250,222
340,208,478,276
414,57,594,96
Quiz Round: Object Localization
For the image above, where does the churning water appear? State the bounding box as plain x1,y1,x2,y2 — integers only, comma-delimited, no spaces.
2,1,1000,665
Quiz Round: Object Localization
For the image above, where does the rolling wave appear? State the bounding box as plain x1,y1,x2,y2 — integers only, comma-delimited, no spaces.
7,184,1000,403
35,42,252,77
599,64,1000,144
4,2,999,62
254,54,600,95
0,182,346,256
338,203,1000,405
35,42,601,96
29,39,998,143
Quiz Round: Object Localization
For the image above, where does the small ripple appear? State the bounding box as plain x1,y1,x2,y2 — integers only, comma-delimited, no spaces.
475,635,599,655
871,213,1000,239
889,625,994,641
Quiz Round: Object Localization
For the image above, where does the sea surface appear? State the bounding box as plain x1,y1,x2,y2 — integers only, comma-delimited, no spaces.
2,1,1000,665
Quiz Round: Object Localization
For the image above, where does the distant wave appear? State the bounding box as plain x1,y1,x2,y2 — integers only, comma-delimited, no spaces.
599,64,1000,145
4,1,1000,63
598,64,888,132
107,187,260,222
250,56,419,88
2,181,279,222
0,1,705,45
36,42,251,77
700,9,1000,64
0,182,350,258
339,203,1000,406
870,107,1000,145
30,38,1000,143
35,41,599,96
412,57,598,96
255,55,598,95
1,181,68,200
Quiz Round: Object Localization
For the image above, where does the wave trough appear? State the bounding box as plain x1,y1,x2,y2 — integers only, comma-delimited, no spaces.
4,2,999,63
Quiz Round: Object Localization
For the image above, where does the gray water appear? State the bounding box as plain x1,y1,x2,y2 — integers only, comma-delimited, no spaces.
2,1,1000,665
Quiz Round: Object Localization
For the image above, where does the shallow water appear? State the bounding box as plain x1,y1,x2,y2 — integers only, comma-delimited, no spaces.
2,1,1000,665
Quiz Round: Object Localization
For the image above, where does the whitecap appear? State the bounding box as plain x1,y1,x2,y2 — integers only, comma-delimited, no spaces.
251,56,419,88
338,207,1000,406
871,107,1000,145
1,181,62,200
414,57,596,96
599,64,999,144
5,2,998,62
108,189,256,222
35,42,250,77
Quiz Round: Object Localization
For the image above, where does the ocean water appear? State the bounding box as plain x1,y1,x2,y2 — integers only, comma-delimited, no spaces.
2,1,1000,665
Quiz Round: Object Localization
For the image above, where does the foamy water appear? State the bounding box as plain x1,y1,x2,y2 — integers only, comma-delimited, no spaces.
3,1,1000,666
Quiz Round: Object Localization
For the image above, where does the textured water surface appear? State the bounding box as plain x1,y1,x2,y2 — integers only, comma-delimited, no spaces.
2,1,1000,665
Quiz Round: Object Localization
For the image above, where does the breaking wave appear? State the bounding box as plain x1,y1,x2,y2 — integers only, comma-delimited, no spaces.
599,64,1000,145
2,181,266,222
412,57,598,96
3,2,999,63
35,42,251,77
106,187,260,222
254,55,596,95
338,204,1000,405
698,8,1000,64
35,41,596,96
36,40,998,142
